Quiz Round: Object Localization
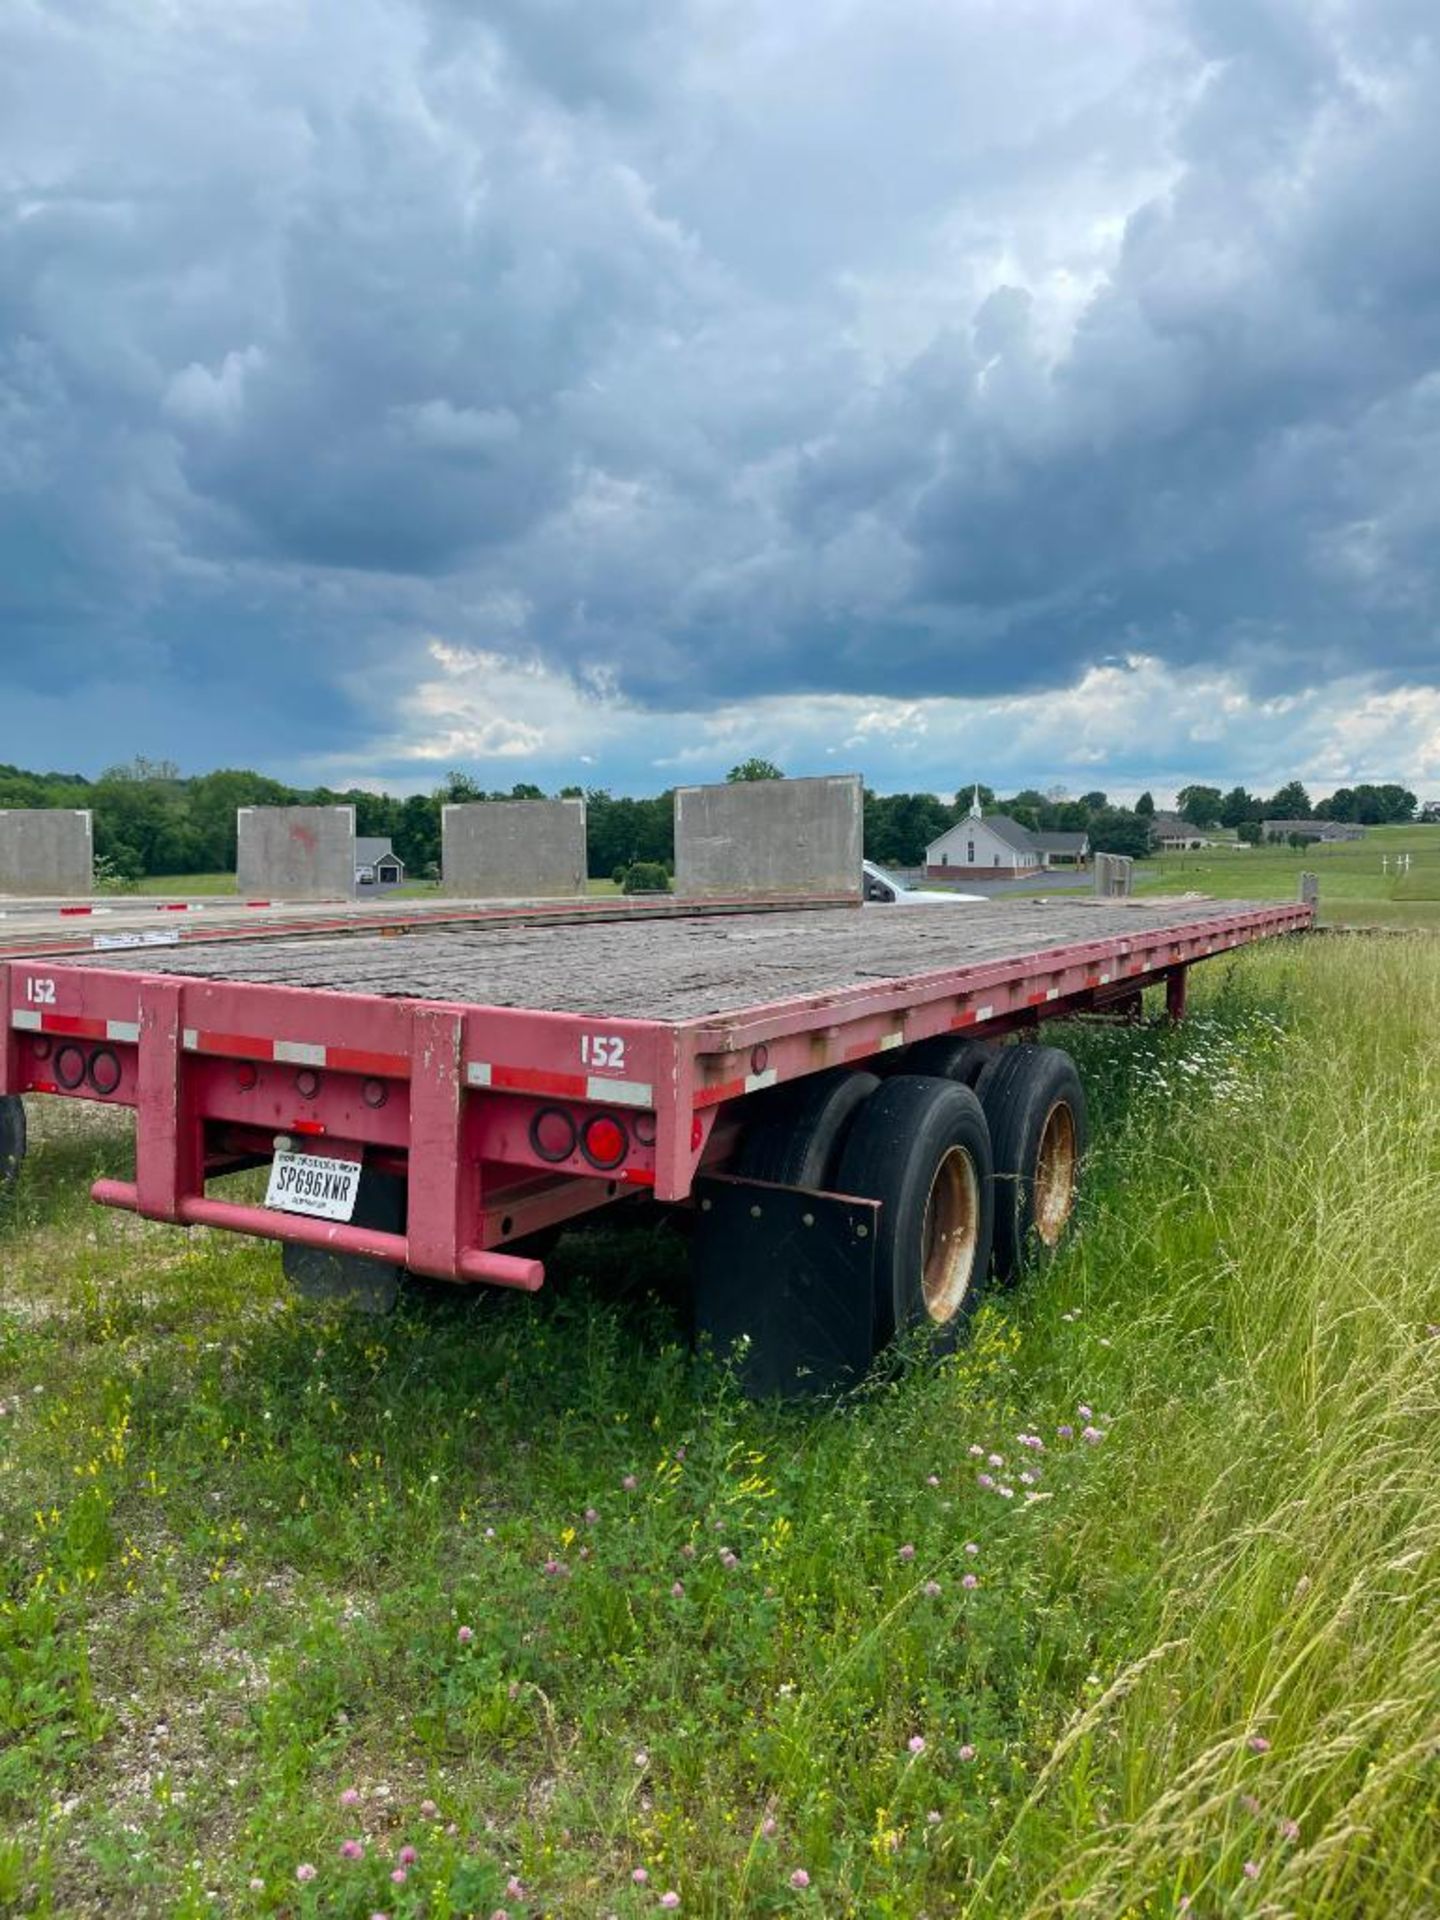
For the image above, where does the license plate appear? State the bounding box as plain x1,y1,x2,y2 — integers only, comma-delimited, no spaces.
265,1151,362,1222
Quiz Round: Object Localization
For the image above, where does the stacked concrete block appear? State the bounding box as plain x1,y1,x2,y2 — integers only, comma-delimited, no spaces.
674,776,864,900
1297,872,1320,908
441,799,587,898
236,806,356,901
0,810,93,897
1094,853,1134,898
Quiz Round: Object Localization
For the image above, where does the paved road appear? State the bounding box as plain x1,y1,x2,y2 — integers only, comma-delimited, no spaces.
929,866,1159,898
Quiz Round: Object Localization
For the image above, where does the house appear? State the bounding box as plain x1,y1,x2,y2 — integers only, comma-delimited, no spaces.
1148,812,1210,850
355,837,406,891
1031,830,1090,868
925,791,1043,879
1260,820,1365,844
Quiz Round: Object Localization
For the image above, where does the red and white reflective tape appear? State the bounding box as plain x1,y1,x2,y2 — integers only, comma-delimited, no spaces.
12,1010,139,1043
465,1060,655,1108
181,1027,409,1078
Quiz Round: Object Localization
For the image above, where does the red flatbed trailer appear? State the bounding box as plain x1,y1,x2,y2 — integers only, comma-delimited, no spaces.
0,892,1311,1389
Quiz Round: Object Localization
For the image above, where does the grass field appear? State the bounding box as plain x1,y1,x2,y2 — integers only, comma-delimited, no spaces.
1138,823,1440,929
2,937,1438,1916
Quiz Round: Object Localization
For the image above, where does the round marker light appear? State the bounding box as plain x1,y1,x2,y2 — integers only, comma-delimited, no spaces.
55,1045,87,1091
87,1048,121,1096
581,1113,628,1171
295,1068,321,1099
530,1107,577,1164
632,1112,657,1147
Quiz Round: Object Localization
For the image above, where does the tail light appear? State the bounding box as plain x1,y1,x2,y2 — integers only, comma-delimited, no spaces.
580,1113,628,1170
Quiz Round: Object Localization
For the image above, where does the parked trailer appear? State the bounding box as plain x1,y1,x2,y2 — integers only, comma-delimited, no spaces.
0,894,1311,1393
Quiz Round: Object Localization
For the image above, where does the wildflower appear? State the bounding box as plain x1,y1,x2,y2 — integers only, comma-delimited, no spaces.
484,1526,495,1539
622,1474,638,1491
926,1474,940,1487
964,1541,979,1556
790,1868,810,1889
1243,1860,1261,1880
897,1542,916,1561
998,1485,1014,1498
968,1444,984,1458
373,1913,391,1920
720,1549,739,1570
340,1840,364,1860
1241,1793,1262,1816
507,1878,525,1898
1248,1735,1271,1753
1019,1471,1036,1485
1057,1424,1074,1440
962,1572,979,1590
585,1507,600,1524
671,1581,685,1598
633,1868,650,1885
1081,1427,1105,1445
660,1893,681,1909
248,1881,264,1894
391,1868,408,1886
988,1453,1004,1468
634,1750,649,1768
1280,1818,1300,1841
398,1846,417,1866
976,1473,995,1490
680,1542,696,1559
907,1735,926,1754
458,1625,474,1644
340,1787,360,1807
922,1580,941,1597
1077,1404,1093,1420
296,1864,317,1884
761,1816,777,1837
926,1810,941,1825
958,1744,976,1761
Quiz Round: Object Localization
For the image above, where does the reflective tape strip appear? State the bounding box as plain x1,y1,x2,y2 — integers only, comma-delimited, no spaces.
182,1029,199,1051
466,1062,493,1087
1047,987,1060,1001
274,1040,327,1067
878,1032,905,1051
1098,973,1111,985
745,1068,778,1093
586,1076,653,1108
106,1020,140,1044
12,1009,41,1031
975,1005,994,1022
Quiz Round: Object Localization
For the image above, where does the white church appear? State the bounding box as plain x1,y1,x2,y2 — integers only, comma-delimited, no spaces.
924,790,1049,880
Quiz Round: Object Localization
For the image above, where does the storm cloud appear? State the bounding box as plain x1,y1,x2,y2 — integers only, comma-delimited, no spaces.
1,0,1438,788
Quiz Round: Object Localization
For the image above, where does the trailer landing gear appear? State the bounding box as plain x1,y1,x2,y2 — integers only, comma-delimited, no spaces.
0,1096,25,1193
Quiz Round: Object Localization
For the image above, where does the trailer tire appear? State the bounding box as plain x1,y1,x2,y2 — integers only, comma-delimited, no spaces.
0,1096,25,1192
735,1069,881,1189
835,1075,994,1353
282,1168,406,1314
979,1046,1087,1283
891,1036,998,1088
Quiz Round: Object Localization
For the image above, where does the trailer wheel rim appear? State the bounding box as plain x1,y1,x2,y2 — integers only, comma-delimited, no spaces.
920,1145,980,1323
1033,1101,1078,1246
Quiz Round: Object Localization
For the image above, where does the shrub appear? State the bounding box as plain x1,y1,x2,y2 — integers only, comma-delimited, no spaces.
621,861,672,894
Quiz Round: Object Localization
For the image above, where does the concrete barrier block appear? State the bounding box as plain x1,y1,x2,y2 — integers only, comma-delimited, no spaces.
0,810,93,897
1298,871,1319,907
236,806,356,900
1094,853,1134,899
674,775,863,899
441,799,587,898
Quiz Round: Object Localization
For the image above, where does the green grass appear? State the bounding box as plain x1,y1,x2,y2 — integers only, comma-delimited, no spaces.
1136,823,1440,928
1,939,1438,1915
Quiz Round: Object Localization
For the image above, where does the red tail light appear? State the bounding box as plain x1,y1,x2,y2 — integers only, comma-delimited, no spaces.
580,1114,628,1170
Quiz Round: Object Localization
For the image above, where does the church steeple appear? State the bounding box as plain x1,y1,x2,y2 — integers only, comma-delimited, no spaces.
968,785,983,820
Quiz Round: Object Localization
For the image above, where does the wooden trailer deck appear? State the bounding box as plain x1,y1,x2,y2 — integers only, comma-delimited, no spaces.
57,896,1303,1023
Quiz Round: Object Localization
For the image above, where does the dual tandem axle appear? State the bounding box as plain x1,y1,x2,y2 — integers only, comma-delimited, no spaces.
0,898,1310,1393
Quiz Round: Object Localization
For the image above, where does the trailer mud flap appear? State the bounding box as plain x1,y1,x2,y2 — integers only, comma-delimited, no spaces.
691,1174,879,1399
281,1168,407,1314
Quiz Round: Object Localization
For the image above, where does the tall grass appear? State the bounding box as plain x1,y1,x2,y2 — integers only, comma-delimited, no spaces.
0,935,1436,1916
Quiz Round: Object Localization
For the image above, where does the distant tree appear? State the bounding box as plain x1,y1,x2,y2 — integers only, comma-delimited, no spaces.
1176,784,1223,828
1237,819,1262,844
1267,781,1312,819
436,771,484,803
621,861,672,894
1218,785,1259,829
1134,791,1155,818
101,755,181,784
726,759,784,782
1088,808,1152,860
509,782,545,800
952,784,995,815
864,791,952,866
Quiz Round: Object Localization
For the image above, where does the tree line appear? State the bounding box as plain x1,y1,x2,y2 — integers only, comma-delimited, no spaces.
0,756,1421,882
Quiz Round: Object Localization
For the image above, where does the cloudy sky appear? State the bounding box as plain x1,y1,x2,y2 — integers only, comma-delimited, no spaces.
2,0,1439,801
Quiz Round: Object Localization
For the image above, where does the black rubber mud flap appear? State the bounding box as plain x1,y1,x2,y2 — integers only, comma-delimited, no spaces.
0,1096,26,1193
691,1174,879,1399
281,1168,407,1314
